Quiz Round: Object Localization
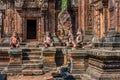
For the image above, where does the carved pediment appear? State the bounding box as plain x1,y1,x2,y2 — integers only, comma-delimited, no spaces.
0,1,6,10
15,0,23,8
71,0,78,8
90,0,101,4
15,0,43,8
93,1,103,10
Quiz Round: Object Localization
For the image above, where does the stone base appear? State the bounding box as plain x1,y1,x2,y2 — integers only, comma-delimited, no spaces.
86,49,120,80
43,48,56,72
68,49,87,74
94,32,120,50
8,49,22,63
93,42,120,50
87,67,120,80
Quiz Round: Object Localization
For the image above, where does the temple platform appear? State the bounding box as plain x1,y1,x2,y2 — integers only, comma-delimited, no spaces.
0,46,120,80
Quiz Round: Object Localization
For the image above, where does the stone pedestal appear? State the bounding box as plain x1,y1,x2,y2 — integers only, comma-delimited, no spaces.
86,49,120,80
68,49,87,79
43,48,56,72
8,49,22,74
8,49,22,63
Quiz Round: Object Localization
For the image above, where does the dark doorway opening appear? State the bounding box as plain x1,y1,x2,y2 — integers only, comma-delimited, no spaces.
27,20,37,39
55,49,64,67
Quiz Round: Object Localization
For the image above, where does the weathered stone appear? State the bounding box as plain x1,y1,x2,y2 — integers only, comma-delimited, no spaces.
43,48,56,71
8,49,22,63
86,49,120,80
68,49,87,74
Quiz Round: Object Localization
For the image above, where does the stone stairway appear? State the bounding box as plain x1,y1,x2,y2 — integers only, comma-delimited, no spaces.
22,48,44,75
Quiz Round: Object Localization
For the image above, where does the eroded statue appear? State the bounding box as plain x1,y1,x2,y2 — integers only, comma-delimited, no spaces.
43,32,54,48
10,32,20,48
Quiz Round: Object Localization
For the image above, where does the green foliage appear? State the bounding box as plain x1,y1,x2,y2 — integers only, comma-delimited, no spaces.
61,0,67,11
58,0,67,17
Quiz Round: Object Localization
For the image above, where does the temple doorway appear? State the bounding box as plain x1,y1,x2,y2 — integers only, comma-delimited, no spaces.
27,20,37,40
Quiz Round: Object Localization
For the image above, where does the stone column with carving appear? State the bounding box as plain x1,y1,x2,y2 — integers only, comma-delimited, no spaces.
0,11,2,40
116,0,120,33
41,13,45,41
103,5,108,37
48,1,55,33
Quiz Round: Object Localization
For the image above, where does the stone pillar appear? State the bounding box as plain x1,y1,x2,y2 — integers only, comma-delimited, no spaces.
48,1,55,33
75,11,78,32
116,1,120,33
41,13,45,41
8,49,22,64
44,12,49,32
81,0,85,32
78,0,81,30
103,6,108,36
67,49,87,79
22,16,26,42
43,48,56,73
0,11,2,40
37,17,41,41
8,49,22,74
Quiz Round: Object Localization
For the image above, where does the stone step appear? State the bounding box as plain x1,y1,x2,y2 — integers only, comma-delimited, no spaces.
23,54,42,58
8,65,22,69
71,74,81,79
22,69,43,75
7,68,22,72
0,53,9,56
23,51,42,54
23,48,42,51
23,60,43,64
81,74,96,80
23,63,43,66
71,69,85,74
0,58,9,61
23,62,42,66
23,63,43,69
23,67,43,70
8,63,22,74
8,65,22,68
0,43,9,47
7,69,22,74
22,48,44,75
0,62,9,71
22,56,42,60
0,53,9,59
